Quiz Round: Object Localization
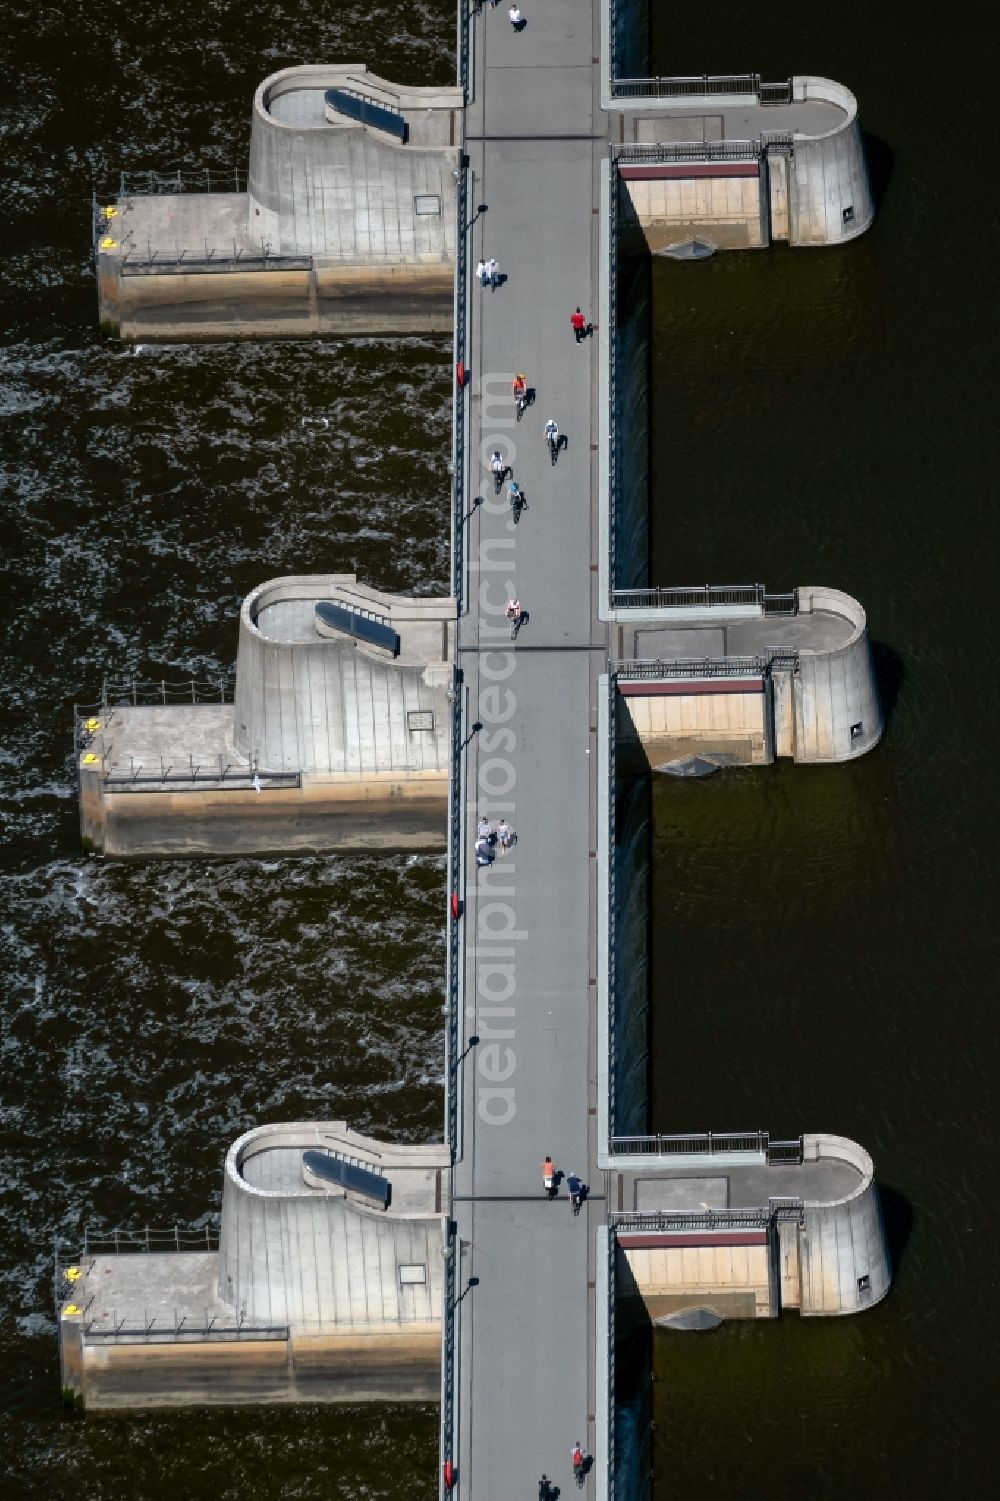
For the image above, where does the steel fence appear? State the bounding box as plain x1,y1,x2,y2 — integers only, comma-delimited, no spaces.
115,168,248,197
614,654,799,681
607,158,620,594
613,583,765,611
609,1131,804,1161
606,675,619,1138
617,139,759,164
119,249,313,275
98,765,301,791
61,1225,220,1258
612,1207,775,1232
606,1225,617,1489
612,75,791,105
76,677,234,713
440,662,463,1495
611,1131,768,1156
81,1322,288,1344
452,155,469,604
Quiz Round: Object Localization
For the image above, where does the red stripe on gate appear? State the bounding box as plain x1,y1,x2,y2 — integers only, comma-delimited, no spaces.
617,679,764,697
618,1231,769,1249
619,163,759,181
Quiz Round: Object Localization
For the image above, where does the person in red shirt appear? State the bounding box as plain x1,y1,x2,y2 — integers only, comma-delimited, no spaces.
570,307,589,343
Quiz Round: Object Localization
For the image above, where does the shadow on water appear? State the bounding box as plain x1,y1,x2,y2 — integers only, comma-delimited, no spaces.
878,1183,914,1279
871,639,905,730
863,133,895,214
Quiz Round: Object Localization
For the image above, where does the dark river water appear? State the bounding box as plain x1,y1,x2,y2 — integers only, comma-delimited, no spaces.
1,4,455,1497
1,2,993,1497
648,2,996,1496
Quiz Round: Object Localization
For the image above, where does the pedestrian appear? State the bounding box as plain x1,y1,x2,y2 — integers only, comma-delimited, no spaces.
509,4,524,30
571,1441,588,1487
478,816,493,842
570,306,588,343
496,817,513,852
487,255,499,291
477,258,488,288
539,1476,553,1501
541,1155,557,1197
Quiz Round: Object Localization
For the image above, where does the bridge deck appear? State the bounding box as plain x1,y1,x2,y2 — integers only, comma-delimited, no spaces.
454,6,607,1498
450,7,870,1496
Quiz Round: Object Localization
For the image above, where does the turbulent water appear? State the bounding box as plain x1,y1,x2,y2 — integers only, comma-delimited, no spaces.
2,1,994,1496
1,4,455,1496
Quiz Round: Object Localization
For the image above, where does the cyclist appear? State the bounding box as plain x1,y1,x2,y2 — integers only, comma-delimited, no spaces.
507,478,524,518
505,597,523,639
511,372,527,398
543,418,559,461
566,1171,583,1215
490,449,506,493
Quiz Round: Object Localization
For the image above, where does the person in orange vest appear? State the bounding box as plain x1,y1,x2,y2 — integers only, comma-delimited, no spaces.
571,1441,588,1487
541,1155,557,1198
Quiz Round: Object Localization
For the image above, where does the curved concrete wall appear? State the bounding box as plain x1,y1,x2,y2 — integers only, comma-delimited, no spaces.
798,1133,891,1315
788,78,873,246
232,576,453,775
219,1123,446,1329
248,66,460,260
793,586,882,761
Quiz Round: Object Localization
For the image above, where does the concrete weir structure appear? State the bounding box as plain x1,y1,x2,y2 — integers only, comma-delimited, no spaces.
64,3,894,1492
59,1125,448,1409
78,576,455,857
96,65,462,341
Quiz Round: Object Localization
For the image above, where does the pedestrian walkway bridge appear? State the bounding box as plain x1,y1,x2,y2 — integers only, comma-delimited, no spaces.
62,4,891,1496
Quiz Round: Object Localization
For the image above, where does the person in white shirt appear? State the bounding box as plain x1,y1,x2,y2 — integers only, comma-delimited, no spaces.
509,5,522,29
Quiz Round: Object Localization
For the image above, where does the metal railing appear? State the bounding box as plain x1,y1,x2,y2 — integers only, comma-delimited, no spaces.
119,249,313,275
76,677,234,713
441,1218,458,1496
612,1204,805,1232
452,156,469,605
606,674,619,1136
607,158,620,594
440,665,463,1495
445,665,464,1158
612,74,758,99
605,1225,617,1488
617,139,760,164
82,1321,288,1344
60,1224,219,1258
459,0,472,101
767,1138,805,1165
114,168,249,198
614,654,799,681
610,1131,803,1162
611,1131,769,1157
613,583,765,611
99,764,301,792
611,74,791,105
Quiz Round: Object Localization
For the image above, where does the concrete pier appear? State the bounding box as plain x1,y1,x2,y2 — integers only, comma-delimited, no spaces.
97,65,462,341
77,576,455,857
59,1124,448,1409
